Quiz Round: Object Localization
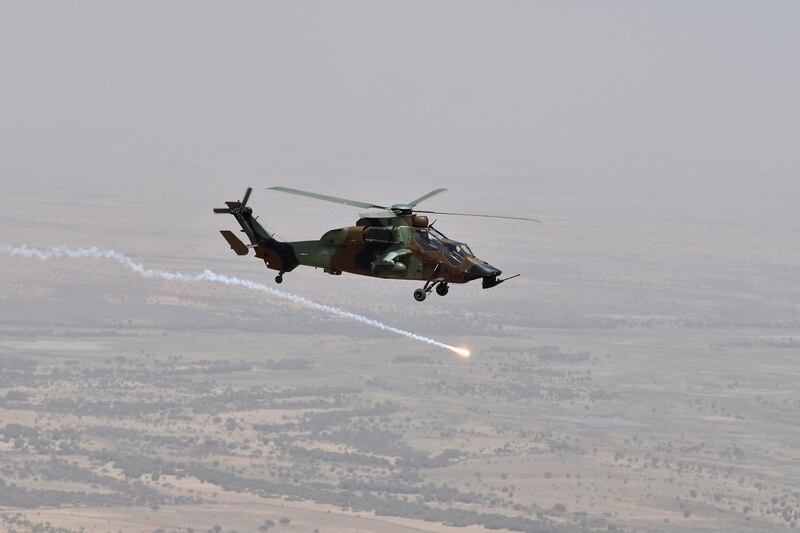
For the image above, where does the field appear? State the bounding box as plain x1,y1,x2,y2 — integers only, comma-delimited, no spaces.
1,181,798,532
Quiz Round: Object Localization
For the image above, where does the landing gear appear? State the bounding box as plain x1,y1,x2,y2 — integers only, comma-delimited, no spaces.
435,283,449,296
414,263,444,302
275,272,284,284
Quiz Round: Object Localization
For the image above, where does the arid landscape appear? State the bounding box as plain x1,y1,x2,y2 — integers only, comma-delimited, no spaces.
2,2,799,531
1,174,799,532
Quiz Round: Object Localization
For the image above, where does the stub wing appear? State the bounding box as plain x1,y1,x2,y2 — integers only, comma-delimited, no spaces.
370,248,412,274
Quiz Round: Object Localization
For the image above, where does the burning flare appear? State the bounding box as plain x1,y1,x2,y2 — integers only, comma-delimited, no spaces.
450,346,471,358
0,244,470,357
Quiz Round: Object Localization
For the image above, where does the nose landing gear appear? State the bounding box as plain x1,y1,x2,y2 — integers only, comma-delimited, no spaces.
275,272,284,284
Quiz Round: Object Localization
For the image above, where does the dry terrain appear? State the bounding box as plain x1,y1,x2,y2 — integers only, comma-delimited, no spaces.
1,182,798,532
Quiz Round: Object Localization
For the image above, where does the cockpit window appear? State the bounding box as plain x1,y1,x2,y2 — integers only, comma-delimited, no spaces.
415,229,442,252
443,242,471,265
429,226,447,241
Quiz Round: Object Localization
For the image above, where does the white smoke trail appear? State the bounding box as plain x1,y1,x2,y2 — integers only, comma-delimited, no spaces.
0,244,470,357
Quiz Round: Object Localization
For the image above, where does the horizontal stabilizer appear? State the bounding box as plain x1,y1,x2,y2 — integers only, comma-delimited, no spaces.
220,230,248,256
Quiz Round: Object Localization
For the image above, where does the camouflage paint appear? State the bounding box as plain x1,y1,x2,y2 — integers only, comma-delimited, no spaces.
215,189,507,294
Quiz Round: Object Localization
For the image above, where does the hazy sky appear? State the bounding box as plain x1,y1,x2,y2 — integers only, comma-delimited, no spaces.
1,1,798,205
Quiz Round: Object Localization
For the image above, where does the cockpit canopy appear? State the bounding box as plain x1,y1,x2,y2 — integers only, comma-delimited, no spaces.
414,228,442,252
443,242,473,265
414,228,474,265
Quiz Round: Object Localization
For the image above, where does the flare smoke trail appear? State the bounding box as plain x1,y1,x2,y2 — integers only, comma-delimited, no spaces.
0,244,471,357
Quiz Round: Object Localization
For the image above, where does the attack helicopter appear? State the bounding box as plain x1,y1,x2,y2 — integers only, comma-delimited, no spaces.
214,186,538,302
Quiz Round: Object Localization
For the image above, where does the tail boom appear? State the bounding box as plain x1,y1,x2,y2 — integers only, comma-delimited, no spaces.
215,188,299,273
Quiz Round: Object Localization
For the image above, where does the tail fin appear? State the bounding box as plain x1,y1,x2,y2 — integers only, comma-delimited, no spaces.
214,188,298,273
213,187,274,245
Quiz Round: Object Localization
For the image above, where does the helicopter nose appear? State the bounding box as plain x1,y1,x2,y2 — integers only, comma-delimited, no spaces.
465,262,502,282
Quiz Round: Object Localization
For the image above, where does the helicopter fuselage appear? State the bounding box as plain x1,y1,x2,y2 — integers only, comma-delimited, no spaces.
216,188,520,302
252,215,501,285
282,221,497,283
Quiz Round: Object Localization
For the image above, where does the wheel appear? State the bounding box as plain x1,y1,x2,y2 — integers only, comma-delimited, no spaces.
275,274,283,284
413,288,427,302
435,283,449,296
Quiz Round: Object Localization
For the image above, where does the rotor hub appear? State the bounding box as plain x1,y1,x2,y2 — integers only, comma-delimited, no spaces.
390,203,414,214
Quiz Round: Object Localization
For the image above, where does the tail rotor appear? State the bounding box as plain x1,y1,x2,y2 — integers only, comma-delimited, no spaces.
213,187,253,214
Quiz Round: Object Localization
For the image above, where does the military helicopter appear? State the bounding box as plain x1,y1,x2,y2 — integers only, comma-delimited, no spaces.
214,186,538,302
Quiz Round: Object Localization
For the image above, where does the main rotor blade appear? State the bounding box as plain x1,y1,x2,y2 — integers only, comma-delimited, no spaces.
267,186,387,210
408,188,447,207
413,210,541,223
241,187,252,206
